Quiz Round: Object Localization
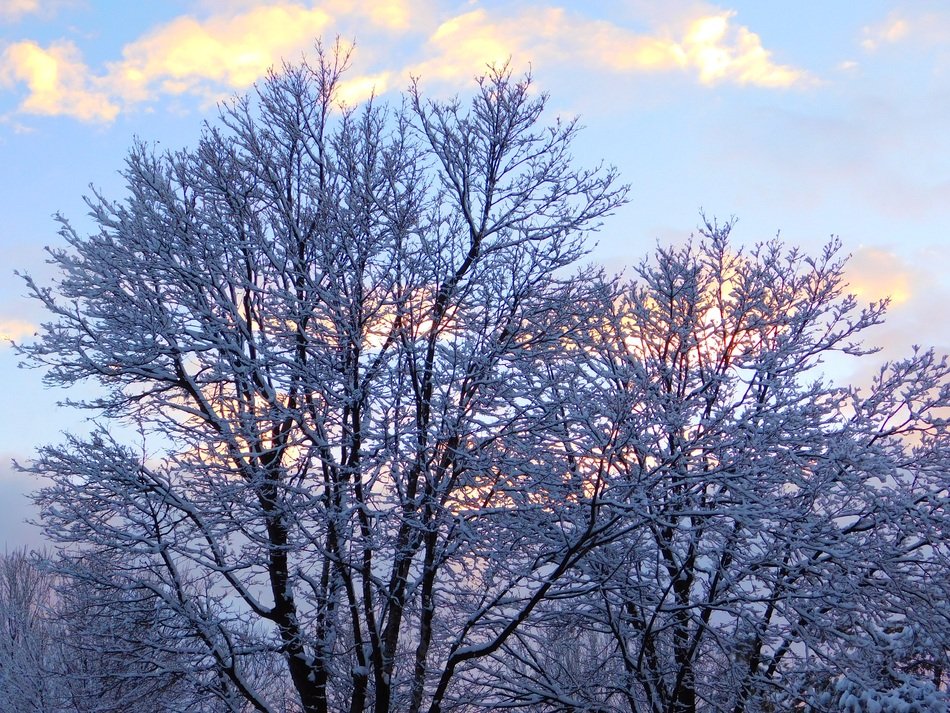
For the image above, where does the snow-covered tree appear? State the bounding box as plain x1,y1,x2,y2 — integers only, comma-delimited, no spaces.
488,224,950,712
16,47,950,713
0,550,221,712
51,555,238,712
17,48,626,713
0,550,60,712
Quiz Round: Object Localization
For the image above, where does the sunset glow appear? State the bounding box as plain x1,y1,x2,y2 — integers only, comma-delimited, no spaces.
0,1,947,552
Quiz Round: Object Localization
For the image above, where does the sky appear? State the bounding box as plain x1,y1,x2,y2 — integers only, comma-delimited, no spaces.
0,0,948,549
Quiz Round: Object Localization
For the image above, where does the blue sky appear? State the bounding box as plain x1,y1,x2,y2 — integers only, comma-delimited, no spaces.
1,0,948,548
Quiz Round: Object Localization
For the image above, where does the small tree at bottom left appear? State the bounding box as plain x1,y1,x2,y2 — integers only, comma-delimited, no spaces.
0,549,243,712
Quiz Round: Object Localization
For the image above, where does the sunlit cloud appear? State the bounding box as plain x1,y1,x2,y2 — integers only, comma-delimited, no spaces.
412,8,812,89
846,247,912,306
0,40,118,121
194,0,422,31
678,12,810,87
408,9,517,81
861,15,909,51
107,4,333,101
0,1,423,121
0,0,72,23
0,2,812,123
859,9,950,57
841,245,948,390
845,242,947,387
0,0,39,22
0,318,37,342
335,70,392,105
323,0,421,31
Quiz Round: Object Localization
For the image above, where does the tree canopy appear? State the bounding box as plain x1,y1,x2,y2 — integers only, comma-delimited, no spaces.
13,50,950,713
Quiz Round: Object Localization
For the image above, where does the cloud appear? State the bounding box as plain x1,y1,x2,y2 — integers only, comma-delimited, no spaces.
859,9,950,57
412,8,812,89
0,2,811,123
839,245,949,392
861,15,910,51
0,318,37,342
335,70,392,105
107,5,333,102
844,245,950,357
846,247,912,305
677,12,810,88
323,0,420,31
0,0,72,24
0,0,39,22
0,1,421,121
191,0,421,31
0,40,118,121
